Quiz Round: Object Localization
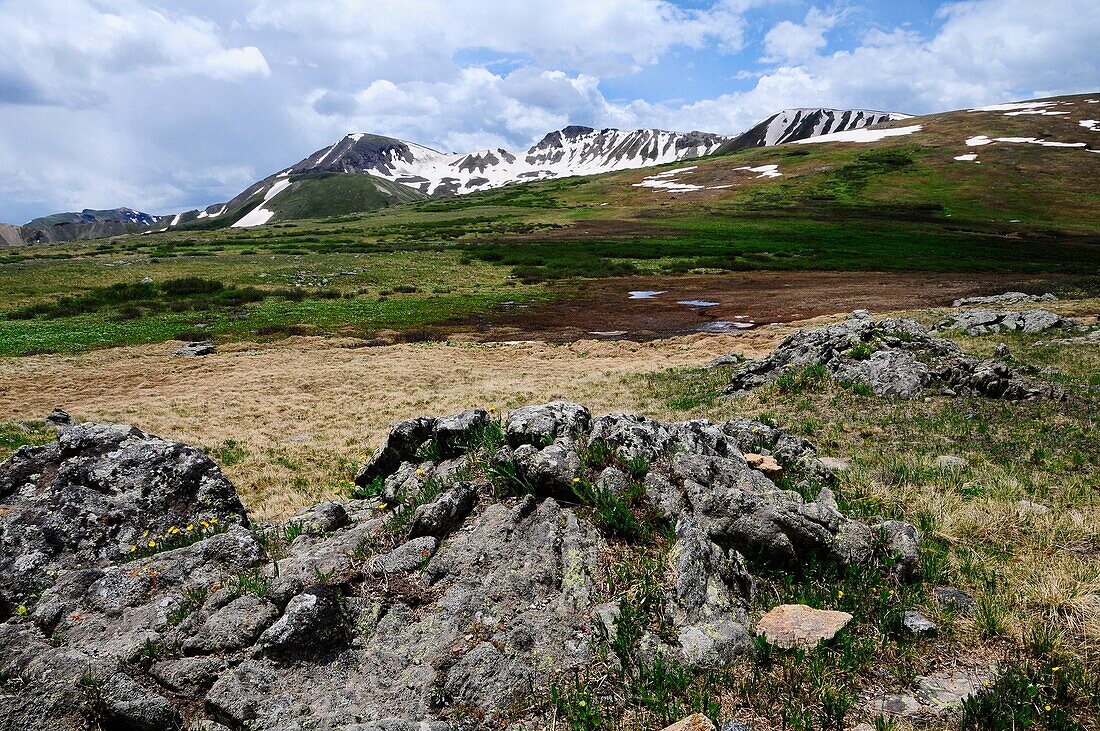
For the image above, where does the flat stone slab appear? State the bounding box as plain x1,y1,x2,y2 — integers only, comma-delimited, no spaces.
662,714,717,731
744,453,783,477
756,604,853,649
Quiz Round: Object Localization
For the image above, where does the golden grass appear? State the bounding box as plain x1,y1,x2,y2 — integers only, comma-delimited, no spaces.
0,328,786,520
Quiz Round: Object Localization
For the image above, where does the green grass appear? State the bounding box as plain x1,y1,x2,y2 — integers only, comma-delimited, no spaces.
268,173,426,221
627,326,1100,728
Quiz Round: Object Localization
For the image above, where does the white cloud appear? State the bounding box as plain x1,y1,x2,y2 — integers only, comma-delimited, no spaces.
246,0,748,76
763,7,839,64
0,0,269,108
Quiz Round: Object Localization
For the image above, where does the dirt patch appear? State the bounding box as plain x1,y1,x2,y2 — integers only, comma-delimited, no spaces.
467,270,1073,342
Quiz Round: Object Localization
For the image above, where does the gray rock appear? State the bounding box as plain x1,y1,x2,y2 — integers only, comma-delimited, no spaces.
723,316,1062,401
443,641,534,714
953,291,1056,307
45,407,72,427
934,586,977,614
102,672,182,730
374,536,438,574
152,656,228,693
935,455,968,469
433,408,491,457
505,401,591,447
180,594,279,655
288,501,350,535
511,439,581,496
902,610,938,636
0,422,249,608
255,585,346,657
408,482,476,538
173,340,217,357
936,309,1074,336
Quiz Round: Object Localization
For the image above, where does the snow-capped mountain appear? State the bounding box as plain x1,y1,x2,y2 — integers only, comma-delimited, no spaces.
283,126,731,198
715,108,908,154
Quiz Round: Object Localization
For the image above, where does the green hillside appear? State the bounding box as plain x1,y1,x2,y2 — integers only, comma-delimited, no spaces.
268,173,427,222
1,93,1097,355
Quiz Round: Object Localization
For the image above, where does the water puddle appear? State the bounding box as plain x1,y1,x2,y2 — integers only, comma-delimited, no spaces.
628,290,666,299
678,300,719,307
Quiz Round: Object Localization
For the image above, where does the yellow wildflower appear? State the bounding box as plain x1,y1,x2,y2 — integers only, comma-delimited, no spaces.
129,545,137,552
148,540,156,548
838,590,844,598
142,531,149,538
572,477,581,483
186,524,194,531
1052,666,1061,672
1045,705,1051,712
210,518,218,524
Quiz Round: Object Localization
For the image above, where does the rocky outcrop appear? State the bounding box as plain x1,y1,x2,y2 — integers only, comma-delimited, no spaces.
1,406,920,730
952,291,1056,307
721,316,1063,400
935,309,1078,336
0,421,248,616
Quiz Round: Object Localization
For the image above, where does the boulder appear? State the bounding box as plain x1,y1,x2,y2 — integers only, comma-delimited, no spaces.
935,309,1075,336
0,422,249,609
723,316,1062,400
952,292,1056,307
173,341,217,357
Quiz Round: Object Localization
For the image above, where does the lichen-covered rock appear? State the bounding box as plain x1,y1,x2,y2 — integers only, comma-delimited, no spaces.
721,316,1062,400
952,291,1056,307
0,422,249,612
1,405,924,730
505,401,591,446
255,585,346,657
936,309,1076,336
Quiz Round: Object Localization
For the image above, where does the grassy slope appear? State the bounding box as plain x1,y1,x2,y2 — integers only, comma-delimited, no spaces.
268,173,427,222
0,93,1097,355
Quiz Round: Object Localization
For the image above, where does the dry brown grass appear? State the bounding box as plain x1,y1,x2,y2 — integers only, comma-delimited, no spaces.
0,328,789,520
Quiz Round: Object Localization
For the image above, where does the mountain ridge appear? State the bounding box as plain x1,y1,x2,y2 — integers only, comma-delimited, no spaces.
1,105,907,240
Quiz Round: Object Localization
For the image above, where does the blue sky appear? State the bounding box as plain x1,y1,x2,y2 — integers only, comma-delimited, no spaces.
1,0,1097,223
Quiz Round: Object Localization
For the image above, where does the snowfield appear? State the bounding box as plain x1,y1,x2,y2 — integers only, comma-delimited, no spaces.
791,125,922,144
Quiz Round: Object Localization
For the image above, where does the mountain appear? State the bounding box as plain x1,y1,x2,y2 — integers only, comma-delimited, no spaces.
3,208,169,246
23,208,162,230
714,108,906,154
2,106,905,240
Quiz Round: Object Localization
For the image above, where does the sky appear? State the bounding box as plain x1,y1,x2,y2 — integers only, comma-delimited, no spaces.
1,0,1097,224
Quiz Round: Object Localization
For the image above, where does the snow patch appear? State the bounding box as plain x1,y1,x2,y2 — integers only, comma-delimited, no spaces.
169,213,182,227
791,125,922,144
954,154,979,162
1080,120,1100,132
1004,110,1068,117
965,135,1087,149
232,178,294,228
970,102,1056,112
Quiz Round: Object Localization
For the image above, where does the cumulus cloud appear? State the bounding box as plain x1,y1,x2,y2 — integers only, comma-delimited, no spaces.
0,0,269,109
763,7,839,64
247,0,747,75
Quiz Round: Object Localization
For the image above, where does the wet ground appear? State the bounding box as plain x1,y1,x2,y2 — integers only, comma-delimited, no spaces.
464,270,1074,342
